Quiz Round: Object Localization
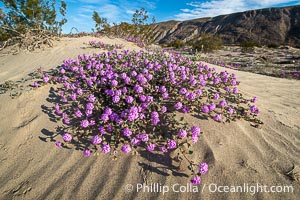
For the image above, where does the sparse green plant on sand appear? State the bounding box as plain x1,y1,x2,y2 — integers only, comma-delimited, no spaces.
167,40,186,49
189,33,223,53
240,41,260,53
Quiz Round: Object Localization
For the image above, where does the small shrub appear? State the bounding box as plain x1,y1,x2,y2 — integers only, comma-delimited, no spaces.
88,40,124,50
167,40,185,49
41,49,262,184
240,41,260,53
267,43,280,48
190,33,223,53
294,44,300,49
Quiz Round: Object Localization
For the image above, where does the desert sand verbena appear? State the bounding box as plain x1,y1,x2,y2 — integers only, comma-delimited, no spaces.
0,36,299,200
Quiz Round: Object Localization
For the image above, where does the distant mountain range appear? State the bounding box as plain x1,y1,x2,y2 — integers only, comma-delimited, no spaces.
151,5,300,46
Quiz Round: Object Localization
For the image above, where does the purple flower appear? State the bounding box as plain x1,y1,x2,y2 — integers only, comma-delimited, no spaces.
55,141,62,148
139,95,147,102
233,87,238,94
213,93,220,100
80,119,89,128
199,162,209,174
228,107,234,115
250,105,257,113
160,106,167,113
146,143,156,152
146,96,153,103
107,125,113,132
124,77,131,84
74,109,82,118
92,135,102,145
111,80,118,87
130,70,137,77
121,144,131,153
127,106,139,121
88,94,96,102
115,90,122,96
151,111,159,119
76,88,83,95
159,86,167,93
151,118,160,126
209,103,216,111
196,89,203,96
125,96,134,104
202,105,210,113
179,88,187,95
101,144,111,154
62,133,72,142
219,100,227,108
70,93,77,101
86,103,94,110
213,77,220,85
83,149,91,157
43,76,50,83
200,80,206,86
214,114,222,122
85,109,92,117
134,85,143,94
112,95,120,103
192,135,198,143
120,72,127,79
162,92,169,99
175,102,183,110
122,87,128,94
190,176,201,185
159,146,168,153
191,126,201,136
122,127,132,137
104,107,113,115
178,129,187,139
167,140,177,149
131,138,141,146
231,79,237,86
182,106,190,113
140,133,149,142
33,81,39,87
224,87,230,92
251,97,258,103
187,92,197,100
99,126,106,134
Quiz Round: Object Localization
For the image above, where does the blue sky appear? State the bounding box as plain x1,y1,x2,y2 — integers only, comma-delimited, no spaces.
1,0,300,33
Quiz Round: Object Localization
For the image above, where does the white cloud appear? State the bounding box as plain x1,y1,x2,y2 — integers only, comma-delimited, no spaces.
175,0,300,21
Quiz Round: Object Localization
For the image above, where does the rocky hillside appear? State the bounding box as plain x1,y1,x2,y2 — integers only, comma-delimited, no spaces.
151,5,300,46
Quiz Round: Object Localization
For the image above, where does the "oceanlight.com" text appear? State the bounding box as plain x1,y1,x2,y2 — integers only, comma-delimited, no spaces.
125,183,294,195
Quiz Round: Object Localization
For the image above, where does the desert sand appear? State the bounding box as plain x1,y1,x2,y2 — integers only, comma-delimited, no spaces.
0,36,299,200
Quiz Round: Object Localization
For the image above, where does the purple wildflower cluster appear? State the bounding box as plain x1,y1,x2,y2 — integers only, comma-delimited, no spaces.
88,40,124,50
125,37,146,47
43,49,262,185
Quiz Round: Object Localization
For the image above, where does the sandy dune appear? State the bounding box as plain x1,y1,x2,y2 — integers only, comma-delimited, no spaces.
0,36,299,200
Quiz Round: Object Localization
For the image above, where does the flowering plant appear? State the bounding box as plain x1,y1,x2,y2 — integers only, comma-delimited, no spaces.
125,37,146,48
42,49,262,184
88,40,124,50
